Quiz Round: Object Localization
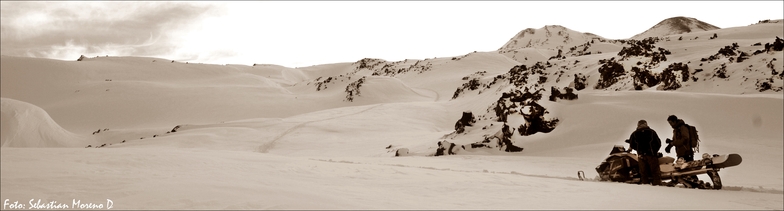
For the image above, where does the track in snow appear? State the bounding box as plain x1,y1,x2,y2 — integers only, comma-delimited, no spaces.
311,158,784,195
256,104,383,153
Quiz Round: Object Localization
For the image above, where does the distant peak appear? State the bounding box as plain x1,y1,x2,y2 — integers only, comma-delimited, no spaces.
499,25,605,51
631,16,720,40
655,16,719,31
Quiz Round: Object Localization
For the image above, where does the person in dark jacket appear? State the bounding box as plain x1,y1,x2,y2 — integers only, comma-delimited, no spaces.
665,115,694,162
628,119,662,186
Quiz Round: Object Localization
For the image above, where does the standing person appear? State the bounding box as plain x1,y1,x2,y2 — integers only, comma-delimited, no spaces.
665,115,694,162
629,120,662,186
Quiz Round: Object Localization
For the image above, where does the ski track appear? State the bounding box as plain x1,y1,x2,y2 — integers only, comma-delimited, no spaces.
418,87,440,102
310,158,784,195
256,104,384,153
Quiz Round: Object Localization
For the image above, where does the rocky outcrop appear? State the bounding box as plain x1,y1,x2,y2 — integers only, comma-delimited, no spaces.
549,86,578,101
618,37,670,67
572,73,588,90
659,62,690,90
344,76,366,102
594,58,626,90
631,67,660,90
454,111,476,134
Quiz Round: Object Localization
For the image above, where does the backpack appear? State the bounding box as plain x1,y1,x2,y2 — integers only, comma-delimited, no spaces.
684,124,700,153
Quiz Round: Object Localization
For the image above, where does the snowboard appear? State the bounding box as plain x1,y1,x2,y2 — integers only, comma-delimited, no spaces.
659,154,743,175
709,153,742,169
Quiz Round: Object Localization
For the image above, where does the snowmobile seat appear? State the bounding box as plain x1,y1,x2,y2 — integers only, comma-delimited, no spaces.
658,156,677,173
660,163,676,173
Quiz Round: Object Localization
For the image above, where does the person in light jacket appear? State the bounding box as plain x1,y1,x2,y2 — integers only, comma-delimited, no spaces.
665,115,694,162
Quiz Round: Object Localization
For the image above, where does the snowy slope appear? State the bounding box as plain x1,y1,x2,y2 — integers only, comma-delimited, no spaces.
1,89,781,209
1,18,783,210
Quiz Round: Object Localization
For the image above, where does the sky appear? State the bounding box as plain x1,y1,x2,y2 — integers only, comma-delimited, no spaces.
1,1,782,68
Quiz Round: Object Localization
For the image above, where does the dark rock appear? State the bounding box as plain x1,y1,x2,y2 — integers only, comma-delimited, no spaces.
595,59,625,89
631,67,660,89
395,148,409,157
455,111,476,134
659,63,689,90
573,73,587,90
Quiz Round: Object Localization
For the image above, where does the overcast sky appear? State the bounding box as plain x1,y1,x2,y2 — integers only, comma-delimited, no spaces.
1,1,782,67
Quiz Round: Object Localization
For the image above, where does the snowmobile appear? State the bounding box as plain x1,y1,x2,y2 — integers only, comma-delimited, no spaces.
594,145,742,189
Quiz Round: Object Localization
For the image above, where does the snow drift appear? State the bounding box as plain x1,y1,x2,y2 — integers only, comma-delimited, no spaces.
1,98,94,147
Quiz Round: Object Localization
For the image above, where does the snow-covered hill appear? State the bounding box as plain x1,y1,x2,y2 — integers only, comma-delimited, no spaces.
499,25,607,51
631,16,721,40
497,25,609,64
1,17,782,209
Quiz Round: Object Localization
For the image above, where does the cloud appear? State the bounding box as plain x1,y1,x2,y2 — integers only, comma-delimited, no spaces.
171,50,240,64
0,1,225,60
